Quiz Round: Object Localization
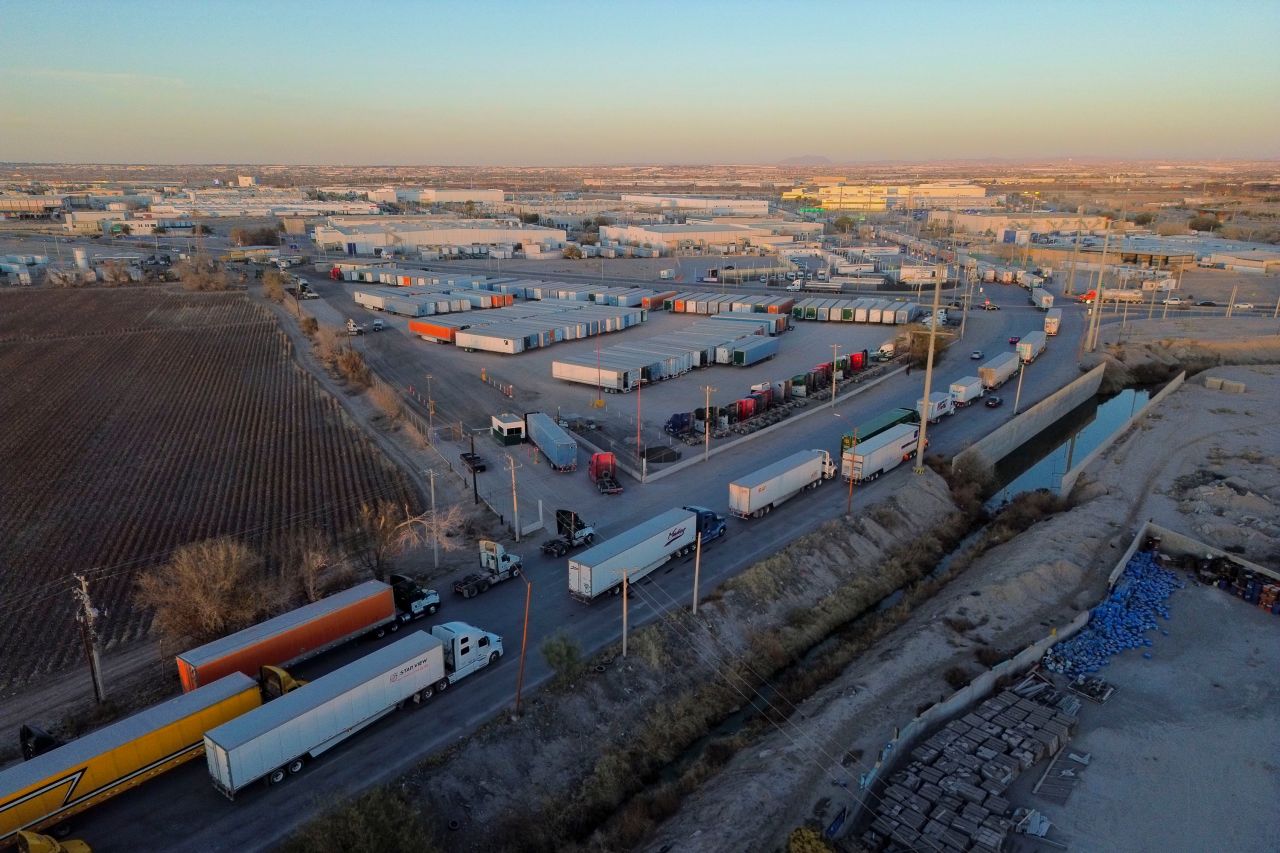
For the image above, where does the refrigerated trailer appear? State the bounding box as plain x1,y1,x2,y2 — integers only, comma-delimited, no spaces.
1016,331,1047,363
1043,308,1062,336
978,352,1020,389
0,674,261,842
949,376,984,407
840,423,921,483
728,450,835,519
204,626,501,798
176,581,399,692
917,391,955,423
525,412,578,471
568,507,727,601
1030,288,1054,310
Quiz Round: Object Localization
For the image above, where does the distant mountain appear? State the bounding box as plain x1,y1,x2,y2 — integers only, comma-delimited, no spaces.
777,154,832,166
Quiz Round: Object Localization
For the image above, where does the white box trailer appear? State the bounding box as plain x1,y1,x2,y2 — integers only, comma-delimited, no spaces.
949,376,984,407
568,507,726,601
917,391,955,423
1043,308,1062,336
728,450,835,519
1016,331,1047,363
1030,288,1054,310
204,625,501,798
840,423,921,483
979,352,1020,389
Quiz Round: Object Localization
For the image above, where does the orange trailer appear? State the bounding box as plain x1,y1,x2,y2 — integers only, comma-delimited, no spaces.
175,581,396,692
408,319,458,343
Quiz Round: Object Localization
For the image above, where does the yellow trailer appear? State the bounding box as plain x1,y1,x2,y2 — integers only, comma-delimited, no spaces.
0,674,260,843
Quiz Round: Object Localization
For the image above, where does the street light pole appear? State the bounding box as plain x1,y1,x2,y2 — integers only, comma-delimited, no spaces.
830,344,841,408
506,454,521,541
425,374,435,437
702,384,715,463
914,274,944,474
691,531,703,615
621,571,629,658
429,471,439,569
1013,363,1028,414
512,577,532,719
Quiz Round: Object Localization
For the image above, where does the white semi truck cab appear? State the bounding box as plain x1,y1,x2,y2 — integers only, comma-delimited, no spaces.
431,622,504,684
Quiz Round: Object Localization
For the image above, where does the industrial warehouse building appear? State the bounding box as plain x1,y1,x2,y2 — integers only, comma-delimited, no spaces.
619,194,770,216
928,210,1109,235
784,182,995,212
366,187,505,205
1208,250,1280,274
313,216,567,256
599,221,796,254
0,195,65,219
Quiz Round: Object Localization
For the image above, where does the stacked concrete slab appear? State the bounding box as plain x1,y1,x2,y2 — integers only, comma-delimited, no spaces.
860,686,1078,852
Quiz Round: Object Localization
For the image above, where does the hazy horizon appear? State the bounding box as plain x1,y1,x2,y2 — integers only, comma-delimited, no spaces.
3,0,1278,166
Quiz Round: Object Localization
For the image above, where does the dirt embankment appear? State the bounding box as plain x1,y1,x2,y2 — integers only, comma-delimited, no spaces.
646,366,1280,852
1085,317,1280,391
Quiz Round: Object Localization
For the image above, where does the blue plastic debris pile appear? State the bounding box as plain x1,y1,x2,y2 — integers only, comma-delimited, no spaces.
1043,550,1184,677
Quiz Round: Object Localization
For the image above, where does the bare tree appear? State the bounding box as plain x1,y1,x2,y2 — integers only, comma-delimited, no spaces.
347,500,463,581
136,538,275,649
262,268,287,303
277,528,350,602
174,254,232,291
313,325,346,364
369,381,404,424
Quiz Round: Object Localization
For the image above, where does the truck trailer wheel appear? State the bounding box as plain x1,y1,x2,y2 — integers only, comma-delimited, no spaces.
269,767,287,785
388,620,400,633
373,626,387,639
287,758,305,775
428,604,439,615
436,679,450,693
489,652,501,666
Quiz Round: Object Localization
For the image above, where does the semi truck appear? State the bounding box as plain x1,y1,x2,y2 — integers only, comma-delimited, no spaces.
455,541,522,598
1043,308,1062,336
525,412,578,472
840,407,920,451
568,506,727,601
541,509,596,557
841,423,922,483
0,674,261,842
1030,288,1054,310
978,352,1020,390
728,450,836,519
948,376,984,407
917,391,955,423
1016,331,1047,363
203,626,502,799
176,580,415,692
588,452,623,494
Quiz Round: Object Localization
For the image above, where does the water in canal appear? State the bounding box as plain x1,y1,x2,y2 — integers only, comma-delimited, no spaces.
989,387,1151,506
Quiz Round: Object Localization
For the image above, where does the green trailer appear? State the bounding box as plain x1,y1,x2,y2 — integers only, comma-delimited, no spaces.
840,407,921,450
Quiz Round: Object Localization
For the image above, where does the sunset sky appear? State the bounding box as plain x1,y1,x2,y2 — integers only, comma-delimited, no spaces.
2,0,1277,164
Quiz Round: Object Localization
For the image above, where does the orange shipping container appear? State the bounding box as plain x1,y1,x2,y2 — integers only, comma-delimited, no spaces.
408,319,457,342
175,582,395,692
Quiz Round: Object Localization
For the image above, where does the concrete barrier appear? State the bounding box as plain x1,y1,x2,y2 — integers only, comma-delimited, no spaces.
953,363,1106,474
1060,372,1185,496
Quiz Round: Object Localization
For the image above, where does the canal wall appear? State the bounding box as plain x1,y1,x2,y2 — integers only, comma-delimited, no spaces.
1060,371,1186,496
953,363,1106,474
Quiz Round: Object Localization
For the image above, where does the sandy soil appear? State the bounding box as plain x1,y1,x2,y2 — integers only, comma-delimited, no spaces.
645,365,1280,851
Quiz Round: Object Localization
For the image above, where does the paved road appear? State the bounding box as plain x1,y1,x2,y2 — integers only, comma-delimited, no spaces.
71,278,1091,851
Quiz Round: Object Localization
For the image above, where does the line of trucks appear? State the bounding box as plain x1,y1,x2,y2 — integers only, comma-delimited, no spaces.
0,576,504,846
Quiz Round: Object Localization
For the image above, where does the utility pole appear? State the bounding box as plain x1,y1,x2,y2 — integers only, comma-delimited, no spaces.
506,454,521,541
1066,207,1083,296
512,577,532,719
1086,222,1113,352
1013,363,1028,415
914,274,944,474
621,571,629,658
73,574,107,703
635,377,642,474
830,344,842,409
702,384,715,463
1147,285,1158,320
1226,284,1238,318
691,531,703,615
429,471,439,569
845,431,858,514
959,268,974,340
425,374,435,438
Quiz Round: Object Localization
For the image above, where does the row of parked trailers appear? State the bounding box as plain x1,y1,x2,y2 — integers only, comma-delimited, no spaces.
660,292,796,315
409,299,645,354
790,297,921,324
353,286,515,317
552,314,779,392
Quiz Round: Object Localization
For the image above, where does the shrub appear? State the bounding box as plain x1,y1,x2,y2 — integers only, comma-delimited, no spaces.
280,785,438,853
337,348,372,387
943,665,972,690
300,316,318,337
1188,215,1222,232
542,632,585,682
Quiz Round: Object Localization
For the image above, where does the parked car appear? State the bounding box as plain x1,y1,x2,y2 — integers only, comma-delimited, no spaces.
970,350,984,360
985,395,1004,408
460,452,487,473
983,302,1000,311
1007,336,1021,345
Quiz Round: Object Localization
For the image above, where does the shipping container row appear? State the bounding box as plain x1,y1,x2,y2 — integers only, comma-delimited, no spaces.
790,297,921,324
659,292,795,315
408,299,646,353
